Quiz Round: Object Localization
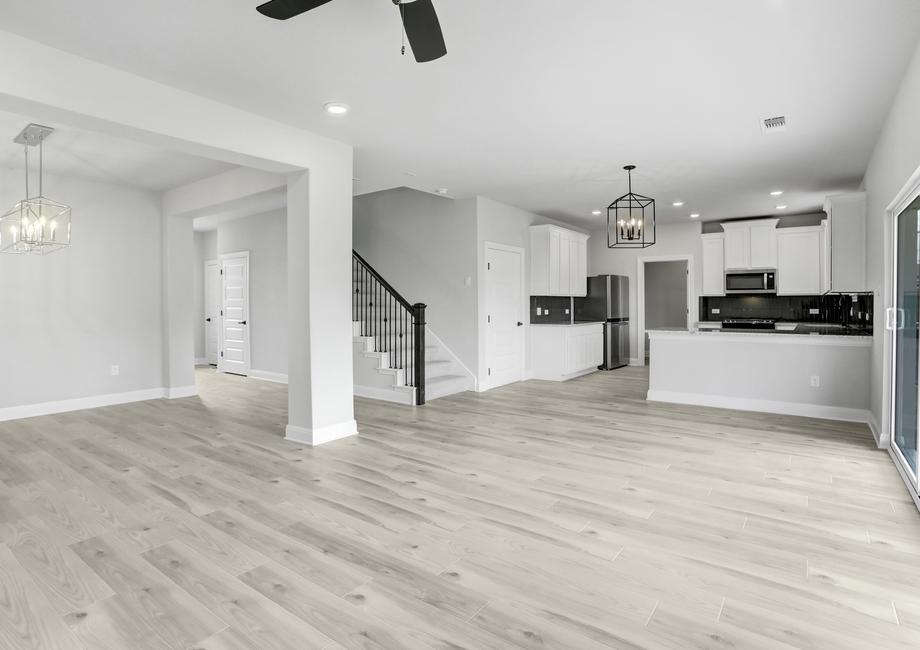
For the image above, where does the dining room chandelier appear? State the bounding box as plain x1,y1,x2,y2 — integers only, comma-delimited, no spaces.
607,164,656,248
0,123,71,255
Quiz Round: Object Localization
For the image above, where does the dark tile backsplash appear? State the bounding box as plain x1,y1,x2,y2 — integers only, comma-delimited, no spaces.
700,293,873,330
530,296,573,324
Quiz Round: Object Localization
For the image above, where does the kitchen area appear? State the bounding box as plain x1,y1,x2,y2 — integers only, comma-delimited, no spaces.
525,192,876,425
648,192,875,422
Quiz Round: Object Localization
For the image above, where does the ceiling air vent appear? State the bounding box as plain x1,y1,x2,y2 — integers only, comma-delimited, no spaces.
761,115,786,135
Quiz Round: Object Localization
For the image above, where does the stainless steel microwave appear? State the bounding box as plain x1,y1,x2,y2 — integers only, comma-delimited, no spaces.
725,270,776,294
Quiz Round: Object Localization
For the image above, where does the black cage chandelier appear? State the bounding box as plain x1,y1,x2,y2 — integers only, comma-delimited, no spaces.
607,164,656,249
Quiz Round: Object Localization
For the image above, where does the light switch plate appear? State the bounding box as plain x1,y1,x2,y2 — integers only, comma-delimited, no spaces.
536,307,542,316
712,308,720,315
809,308,820,315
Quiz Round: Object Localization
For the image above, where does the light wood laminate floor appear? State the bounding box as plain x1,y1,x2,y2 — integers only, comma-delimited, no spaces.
0,366,918,649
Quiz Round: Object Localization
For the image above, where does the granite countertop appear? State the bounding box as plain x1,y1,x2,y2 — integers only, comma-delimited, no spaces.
691,322,872,337
531,321,605,327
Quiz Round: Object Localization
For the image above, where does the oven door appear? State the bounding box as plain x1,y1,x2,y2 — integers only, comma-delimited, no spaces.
725,271,775,293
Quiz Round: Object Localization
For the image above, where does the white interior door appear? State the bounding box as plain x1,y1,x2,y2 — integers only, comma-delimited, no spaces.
220,252,250,376
485,244,524,389
204,260,221,365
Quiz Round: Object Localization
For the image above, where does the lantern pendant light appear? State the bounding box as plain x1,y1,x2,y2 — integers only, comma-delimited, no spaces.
607,164,656,249
0,124,72,255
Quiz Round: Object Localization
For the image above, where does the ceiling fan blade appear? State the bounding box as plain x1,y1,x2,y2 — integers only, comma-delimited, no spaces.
256,0,335,20
398,0,447,63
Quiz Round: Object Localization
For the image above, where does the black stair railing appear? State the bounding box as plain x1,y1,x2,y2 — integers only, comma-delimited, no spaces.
352,251,426,405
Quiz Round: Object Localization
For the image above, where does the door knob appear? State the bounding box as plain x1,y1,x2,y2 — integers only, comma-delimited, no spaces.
241,320,247,325
517,321,523,326
206,318,211,322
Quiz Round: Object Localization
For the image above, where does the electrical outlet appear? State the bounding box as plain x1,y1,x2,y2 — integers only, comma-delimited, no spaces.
712,308,720,315
810,375,820,388
565,308,570,315
110,365,120,376
809,308,819,315
536,307,542,316
545,310,550,315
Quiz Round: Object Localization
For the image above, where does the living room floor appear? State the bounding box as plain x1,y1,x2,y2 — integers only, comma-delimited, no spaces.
0,367,918,649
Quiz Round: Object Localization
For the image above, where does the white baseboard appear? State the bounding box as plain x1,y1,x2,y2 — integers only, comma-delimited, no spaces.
354,385,415,405
285,419,359,446
166,385,198,399
629,357,644,367
249,370,289,385
646,389,873,424
0,387,179,422
867,412,889,448
194,357,208,366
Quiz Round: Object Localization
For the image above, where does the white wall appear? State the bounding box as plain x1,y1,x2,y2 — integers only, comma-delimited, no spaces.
192,230,217,361
864,39,920,434
353,188,479,373
0,171,164,410
216,210,288,377
589,222,703,361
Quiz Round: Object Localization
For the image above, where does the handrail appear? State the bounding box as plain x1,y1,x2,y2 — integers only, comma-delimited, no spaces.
352,250,426,405
352,250,415,313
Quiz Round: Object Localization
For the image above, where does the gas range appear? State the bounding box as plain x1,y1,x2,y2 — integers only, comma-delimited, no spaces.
721,319,776,331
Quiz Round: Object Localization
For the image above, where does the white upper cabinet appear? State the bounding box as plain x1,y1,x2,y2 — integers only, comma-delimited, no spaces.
722,219,778,270
776,226,823,295
824,192,867,292
701,233,725,296
530,225,589,297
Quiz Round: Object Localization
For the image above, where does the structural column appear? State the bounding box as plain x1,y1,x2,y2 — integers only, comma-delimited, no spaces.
162,213,197,398
286,161,357,445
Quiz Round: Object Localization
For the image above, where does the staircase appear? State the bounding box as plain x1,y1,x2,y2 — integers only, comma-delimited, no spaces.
352,251,472,405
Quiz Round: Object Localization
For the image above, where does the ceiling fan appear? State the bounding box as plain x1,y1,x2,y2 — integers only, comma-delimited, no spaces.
256,0,447,63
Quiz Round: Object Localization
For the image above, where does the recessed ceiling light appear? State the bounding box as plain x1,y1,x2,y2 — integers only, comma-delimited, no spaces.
776,204,788,210
324,102,349,115
436,188,449,195
770,190,784,196
690,213,700,219
673,201,684,207
404,171,417,177
592,210,602,216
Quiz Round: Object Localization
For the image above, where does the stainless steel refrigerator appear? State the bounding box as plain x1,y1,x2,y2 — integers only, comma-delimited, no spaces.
574,275,630,370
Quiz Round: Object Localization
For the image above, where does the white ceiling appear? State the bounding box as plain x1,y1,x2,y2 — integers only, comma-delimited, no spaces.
0,109,235,192
3,0,920,225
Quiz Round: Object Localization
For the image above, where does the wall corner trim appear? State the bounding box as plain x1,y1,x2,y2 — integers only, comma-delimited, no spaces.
285,420,359,447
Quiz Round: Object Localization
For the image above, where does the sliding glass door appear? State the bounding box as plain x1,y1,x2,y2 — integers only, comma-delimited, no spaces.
892,197,920,484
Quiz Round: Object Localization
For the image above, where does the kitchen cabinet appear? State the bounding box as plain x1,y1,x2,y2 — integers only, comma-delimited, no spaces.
531,323,603,381
776,226,823,295
721,219,778,270
701,233,725,296
823,192,867,292
530,225,589,296
820,220,831,294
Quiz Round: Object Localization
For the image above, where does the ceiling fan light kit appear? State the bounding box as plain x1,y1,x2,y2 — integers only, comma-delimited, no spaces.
0,124,72,255
256,0,447,63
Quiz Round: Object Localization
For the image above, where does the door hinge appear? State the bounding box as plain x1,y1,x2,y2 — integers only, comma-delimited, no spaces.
220,351,224,357
220,269,223,275
220,310,223,316
487,262,491,270
488,368,491,376
487,315,491,323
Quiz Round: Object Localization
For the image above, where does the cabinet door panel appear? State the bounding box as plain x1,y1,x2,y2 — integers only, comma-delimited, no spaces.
558,234,571,296
724,228,749,270
548,230,561,295
701,236,725,296
749,223,777,268
777,230,821,295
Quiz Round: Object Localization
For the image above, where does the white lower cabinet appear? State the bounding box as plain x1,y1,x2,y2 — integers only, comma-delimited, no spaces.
701,233,725,296
532,323,603,381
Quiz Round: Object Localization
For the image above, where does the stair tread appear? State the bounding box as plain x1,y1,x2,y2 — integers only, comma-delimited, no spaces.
426,374,468,384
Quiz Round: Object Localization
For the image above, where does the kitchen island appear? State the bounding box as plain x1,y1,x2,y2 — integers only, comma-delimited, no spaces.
646,327,873,423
